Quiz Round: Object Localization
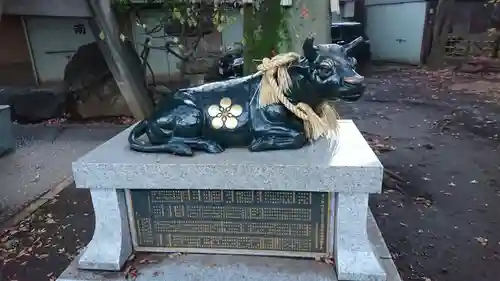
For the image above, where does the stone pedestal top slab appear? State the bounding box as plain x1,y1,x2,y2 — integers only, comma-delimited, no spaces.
73,120,383,193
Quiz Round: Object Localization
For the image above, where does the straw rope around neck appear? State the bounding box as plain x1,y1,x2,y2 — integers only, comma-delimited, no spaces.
256,52,339,141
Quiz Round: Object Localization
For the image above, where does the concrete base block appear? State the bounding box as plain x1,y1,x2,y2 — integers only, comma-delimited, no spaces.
57,211,401,281
77,189,132,271
335,193,386,281
0,105,15,156
60,254,337,281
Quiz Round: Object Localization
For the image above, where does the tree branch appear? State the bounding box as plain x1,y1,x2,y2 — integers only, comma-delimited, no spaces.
164,27,204,61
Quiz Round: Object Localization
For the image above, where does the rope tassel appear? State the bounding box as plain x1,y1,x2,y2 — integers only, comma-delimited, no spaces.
256,53,339,141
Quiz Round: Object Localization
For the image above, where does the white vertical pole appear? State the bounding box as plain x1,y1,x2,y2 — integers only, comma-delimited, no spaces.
331,0,342,22
20,16,40,86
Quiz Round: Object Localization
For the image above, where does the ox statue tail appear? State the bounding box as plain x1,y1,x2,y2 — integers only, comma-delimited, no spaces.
128,120,181,154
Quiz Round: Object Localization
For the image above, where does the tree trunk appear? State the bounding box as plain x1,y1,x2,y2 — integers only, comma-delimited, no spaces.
287,0,331,53
242,1,284,75
179,20,188,79
243,4,256,75
490,4,500,58
242,0,332,75
426,0,455,69
0,0,5,22
492,36,500,58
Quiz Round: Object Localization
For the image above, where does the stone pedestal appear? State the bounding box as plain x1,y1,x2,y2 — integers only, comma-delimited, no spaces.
64,120,391,281
0,105,15,156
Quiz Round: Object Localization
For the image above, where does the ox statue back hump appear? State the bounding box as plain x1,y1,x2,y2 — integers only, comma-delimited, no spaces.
128,37,363,156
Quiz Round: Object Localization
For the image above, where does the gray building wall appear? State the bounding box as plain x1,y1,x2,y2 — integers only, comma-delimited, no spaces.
364,0,428,64
3,0,91,17
365,0,425,6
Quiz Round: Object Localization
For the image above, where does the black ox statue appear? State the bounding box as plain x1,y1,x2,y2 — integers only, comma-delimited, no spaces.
128,36,365,156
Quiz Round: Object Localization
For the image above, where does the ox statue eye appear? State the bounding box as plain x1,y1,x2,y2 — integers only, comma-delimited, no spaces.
318,59,335,73
320,58,334,69
320,64,331,71
316,60,335,79
319,65,332,73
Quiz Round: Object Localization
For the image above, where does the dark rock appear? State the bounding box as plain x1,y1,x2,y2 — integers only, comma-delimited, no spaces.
63,42,112,97
63,41,137,119
186,74,205,86
10,88,66,123
0,86,31,105
73,79,132,119
183,56,220,75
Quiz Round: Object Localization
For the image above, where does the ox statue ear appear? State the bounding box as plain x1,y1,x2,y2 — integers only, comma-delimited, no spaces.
302,36,318,62
342,36,364,53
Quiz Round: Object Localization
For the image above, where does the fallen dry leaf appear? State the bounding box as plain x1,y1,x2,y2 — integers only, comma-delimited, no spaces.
475,236,488,246
139,258,158,264
168,252,183,259
125,265,138,281
314,255,335,265
37,253,49,259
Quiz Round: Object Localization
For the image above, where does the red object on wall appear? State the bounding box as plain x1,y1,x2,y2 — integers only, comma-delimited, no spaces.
300,6,309,19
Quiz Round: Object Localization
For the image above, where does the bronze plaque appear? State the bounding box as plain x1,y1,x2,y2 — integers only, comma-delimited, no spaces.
129,189,330,253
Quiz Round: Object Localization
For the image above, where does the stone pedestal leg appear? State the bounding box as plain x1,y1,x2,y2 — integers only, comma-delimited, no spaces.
78,189,133,271
334,193,386,281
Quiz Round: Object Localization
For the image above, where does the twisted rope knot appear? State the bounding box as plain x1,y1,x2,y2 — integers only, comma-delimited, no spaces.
255,52,339,141
256,52,300,72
